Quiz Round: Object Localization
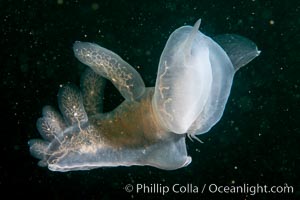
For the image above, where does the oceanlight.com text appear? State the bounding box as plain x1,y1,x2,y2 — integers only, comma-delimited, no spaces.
124,183,294,196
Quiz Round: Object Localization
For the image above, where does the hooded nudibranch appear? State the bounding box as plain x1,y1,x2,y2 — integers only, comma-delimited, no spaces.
28,19,260,172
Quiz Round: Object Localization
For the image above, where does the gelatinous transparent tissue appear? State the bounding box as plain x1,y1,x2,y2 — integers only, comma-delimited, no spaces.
29,19,260,172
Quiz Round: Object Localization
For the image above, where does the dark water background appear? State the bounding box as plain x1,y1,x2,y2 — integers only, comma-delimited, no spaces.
1,0,299,199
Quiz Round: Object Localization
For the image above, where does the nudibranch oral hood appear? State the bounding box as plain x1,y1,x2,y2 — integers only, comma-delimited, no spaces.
29,19,260,172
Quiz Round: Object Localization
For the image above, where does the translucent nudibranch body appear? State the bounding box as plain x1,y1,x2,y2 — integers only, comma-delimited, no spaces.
29,19,260,172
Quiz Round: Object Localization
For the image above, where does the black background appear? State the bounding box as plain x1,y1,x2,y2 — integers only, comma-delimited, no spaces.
1,0,299,199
